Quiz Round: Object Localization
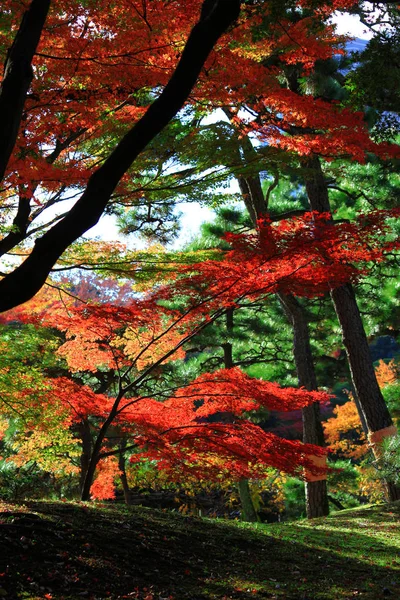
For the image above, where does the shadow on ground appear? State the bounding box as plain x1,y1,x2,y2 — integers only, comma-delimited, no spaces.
0,500,399,599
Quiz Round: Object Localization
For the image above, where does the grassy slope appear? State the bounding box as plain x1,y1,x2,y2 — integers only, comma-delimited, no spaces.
0,500,399,600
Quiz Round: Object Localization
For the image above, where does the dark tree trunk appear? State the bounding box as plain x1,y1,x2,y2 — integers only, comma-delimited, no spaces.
0,0,51,184
279,293,329,518
118,442,131,505
81,451,100,502
223,307,234,370
237,172,267,225
222,108,268,224
329,284,393,432
81,400,122,501
304,478,329,517
303,155,400,501
78,419,92,496
0,0,241,312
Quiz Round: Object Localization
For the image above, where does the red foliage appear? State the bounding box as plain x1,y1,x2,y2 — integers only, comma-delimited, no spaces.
117,368,330,480
0,0,354,206
244,92,400,162
155,211,399,318
47,377,113,421
90,457,121,500
129,420,327,482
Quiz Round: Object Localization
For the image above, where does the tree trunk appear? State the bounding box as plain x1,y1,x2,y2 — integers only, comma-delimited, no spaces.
78,419,92,496
231,141,330,518
80,399,122,501
279,293,329,518
303,155,400,501
329,283,393,432
81,453,100,502
0,0,51,184
118,442,132,505
223,308,260,521
238,479,259,522
303,477,328,517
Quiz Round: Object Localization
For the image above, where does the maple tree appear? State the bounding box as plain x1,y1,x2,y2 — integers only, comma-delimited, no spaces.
2,196,396,502
0,281,331,501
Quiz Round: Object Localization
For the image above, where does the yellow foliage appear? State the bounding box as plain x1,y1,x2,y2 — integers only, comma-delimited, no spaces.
356,465,386,503
0,416,9,440
8,406,80,475
113,317,186,372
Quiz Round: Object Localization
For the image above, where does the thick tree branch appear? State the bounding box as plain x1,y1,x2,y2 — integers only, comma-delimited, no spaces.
0,0,51,184
0,0,241,312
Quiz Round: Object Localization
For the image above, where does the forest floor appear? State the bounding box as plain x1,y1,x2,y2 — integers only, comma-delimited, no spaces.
0,499,399,600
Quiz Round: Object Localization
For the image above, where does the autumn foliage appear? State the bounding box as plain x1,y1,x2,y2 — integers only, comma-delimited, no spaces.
1,198,398,497
0,255,335,496
324,396,367,460
0,0,399,514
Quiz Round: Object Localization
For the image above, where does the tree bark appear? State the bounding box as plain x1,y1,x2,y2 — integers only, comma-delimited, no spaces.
80,397,122,501
279,293,329,518
303,155,400,501
78,418,92,496
329,284,393,431
0,0,51,184
118,441,132,505
0,0,241,312
238,479,259,522
223,308,260,521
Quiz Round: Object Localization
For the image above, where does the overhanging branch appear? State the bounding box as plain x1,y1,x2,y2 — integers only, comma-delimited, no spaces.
0,0,241,312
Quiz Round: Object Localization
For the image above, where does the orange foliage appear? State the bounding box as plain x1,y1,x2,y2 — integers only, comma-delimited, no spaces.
375,359,398,389
90,457,121,501
324,396,367,459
